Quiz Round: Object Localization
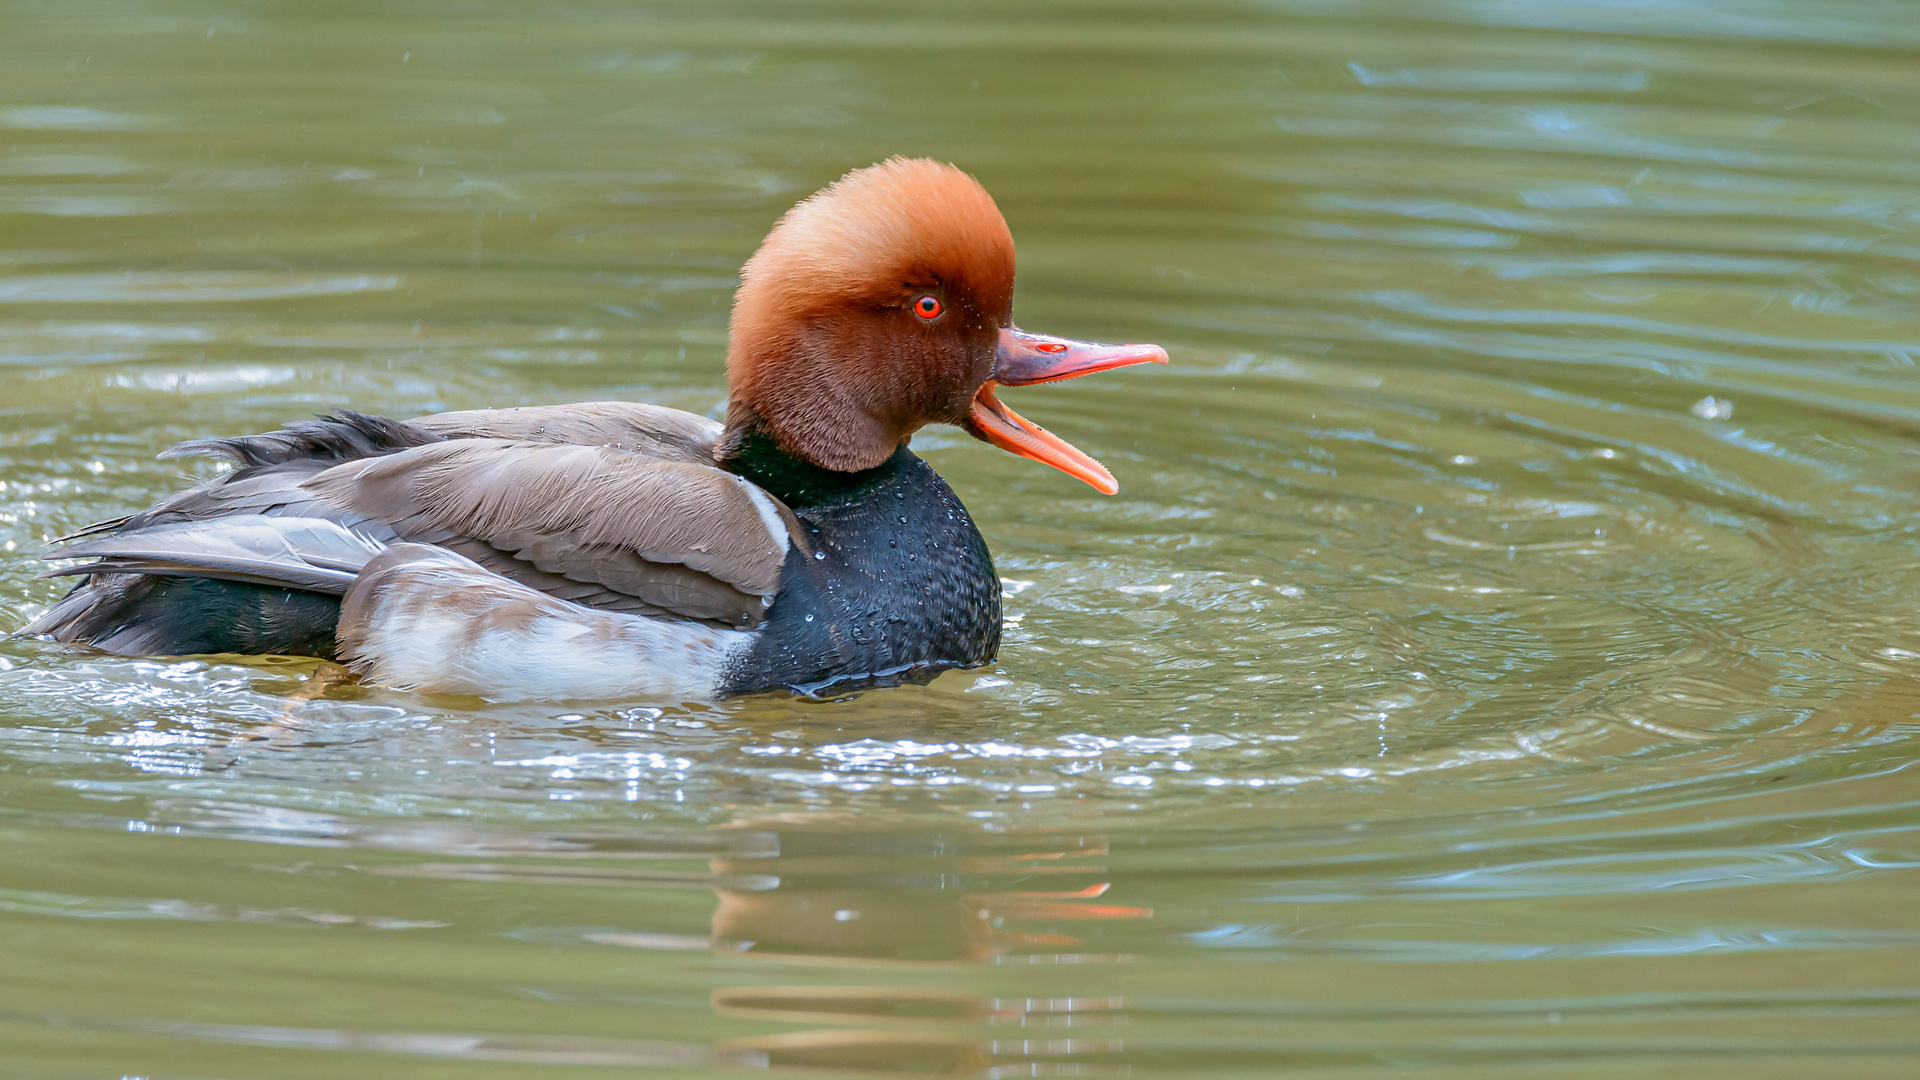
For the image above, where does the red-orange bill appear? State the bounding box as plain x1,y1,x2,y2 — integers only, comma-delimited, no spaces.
965,328,1168,494
992,327,1169,386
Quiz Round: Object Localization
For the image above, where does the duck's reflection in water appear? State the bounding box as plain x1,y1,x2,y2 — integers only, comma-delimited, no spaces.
705,822,1149,1074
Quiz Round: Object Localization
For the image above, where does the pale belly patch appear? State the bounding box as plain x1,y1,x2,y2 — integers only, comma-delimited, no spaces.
338,544,753,703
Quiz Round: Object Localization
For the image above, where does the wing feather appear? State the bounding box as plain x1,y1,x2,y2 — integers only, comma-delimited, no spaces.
306,440,794,627
41,405,789,633
41,515,384,594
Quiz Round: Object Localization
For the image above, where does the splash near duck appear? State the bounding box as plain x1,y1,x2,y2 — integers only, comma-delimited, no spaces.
22,159,1166,701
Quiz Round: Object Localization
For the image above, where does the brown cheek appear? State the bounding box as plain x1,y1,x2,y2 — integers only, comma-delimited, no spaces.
969,324,997,383
823,312,992,428
929,326,995,423
833,316,931,423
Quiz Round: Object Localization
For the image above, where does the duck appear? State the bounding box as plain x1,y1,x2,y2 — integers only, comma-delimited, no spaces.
22,158,1166,701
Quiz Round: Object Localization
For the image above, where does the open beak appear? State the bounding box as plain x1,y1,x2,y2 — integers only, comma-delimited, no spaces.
965,328,1168,495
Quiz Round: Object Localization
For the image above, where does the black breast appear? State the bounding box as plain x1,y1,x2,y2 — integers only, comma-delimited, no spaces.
720,441,1001,696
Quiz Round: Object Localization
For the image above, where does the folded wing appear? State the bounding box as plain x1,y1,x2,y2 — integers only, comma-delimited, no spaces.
43,515,384,593
305,440,796,628
37,406,798,640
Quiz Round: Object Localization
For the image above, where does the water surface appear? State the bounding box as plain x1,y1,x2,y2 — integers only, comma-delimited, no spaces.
4,1,1920,1075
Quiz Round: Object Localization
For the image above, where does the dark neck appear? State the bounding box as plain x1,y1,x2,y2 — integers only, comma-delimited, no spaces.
718,416,898,509
717,419,1002,695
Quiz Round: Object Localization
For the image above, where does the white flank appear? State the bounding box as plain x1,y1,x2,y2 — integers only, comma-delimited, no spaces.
346,549,752,703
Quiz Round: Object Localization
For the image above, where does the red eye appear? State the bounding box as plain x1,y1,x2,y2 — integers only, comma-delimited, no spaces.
913,295,942,320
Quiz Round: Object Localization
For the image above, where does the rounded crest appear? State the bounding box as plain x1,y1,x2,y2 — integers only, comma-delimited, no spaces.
725,158,1016,472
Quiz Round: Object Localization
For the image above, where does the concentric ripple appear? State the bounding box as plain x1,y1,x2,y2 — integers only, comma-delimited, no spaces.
3,1,1919,1075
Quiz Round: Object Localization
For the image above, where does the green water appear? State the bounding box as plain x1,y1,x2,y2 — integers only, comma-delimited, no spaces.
4,1,1920,1075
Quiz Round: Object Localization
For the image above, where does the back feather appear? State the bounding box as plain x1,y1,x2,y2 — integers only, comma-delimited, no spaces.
161,410,444,468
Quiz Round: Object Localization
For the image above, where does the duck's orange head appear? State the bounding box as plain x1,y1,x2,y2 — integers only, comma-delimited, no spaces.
724,157,1165,493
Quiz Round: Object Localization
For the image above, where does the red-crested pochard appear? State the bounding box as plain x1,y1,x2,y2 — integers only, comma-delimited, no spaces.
25,158,1167,700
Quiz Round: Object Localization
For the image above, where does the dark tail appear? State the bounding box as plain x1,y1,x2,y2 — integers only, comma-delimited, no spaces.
23,516,386,658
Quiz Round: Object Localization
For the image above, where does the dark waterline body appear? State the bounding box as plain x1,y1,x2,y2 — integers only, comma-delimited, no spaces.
722,436,1004,696
3,1,1919,1076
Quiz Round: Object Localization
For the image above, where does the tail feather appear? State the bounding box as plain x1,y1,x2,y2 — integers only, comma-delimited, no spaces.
21,414,425,659
22,574,344,658
51,515,131,544
40,515,386,596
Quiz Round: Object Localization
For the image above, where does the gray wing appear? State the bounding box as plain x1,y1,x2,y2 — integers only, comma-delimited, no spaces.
305,440,797,628
56,407,793,629
42,515,384,593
